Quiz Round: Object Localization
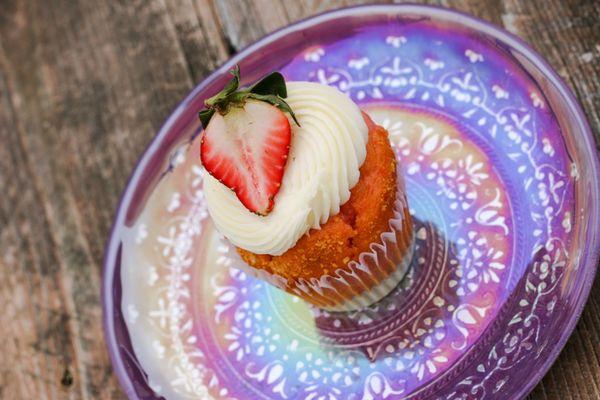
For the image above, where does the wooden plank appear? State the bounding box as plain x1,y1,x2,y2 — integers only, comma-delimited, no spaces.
0,43,85,400
164,0,230,83
0,0,597,399
0,0,213,397
494,1,600,399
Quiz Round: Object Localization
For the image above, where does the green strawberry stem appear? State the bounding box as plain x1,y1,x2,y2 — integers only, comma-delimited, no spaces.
199,65,300,128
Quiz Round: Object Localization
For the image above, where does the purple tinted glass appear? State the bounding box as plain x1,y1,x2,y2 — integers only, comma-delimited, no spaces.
103,5,600,400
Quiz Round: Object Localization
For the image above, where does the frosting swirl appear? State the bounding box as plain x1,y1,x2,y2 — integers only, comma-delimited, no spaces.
204,82,368,255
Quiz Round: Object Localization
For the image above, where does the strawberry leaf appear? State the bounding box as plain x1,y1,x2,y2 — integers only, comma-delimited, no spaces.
249,93,300,126
199,108,215,129
198,65,299,128
250,72,287,98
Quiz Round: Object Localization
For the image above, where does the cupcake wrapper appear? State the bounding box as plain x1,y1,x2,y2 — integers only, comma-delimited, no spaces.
225,166,414,312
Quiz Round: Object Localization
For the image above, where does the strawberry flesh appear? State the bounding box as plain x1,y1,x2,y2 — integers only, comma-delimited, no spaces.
201,100,291,215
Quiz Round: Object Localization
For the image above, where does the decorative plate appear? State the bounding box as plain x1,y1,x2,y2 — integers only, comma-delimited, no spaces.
103,5,600,400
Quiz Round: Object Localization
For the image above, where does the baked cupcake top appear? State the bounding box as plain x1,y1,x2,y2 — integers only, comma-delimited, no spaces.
200,70,368,255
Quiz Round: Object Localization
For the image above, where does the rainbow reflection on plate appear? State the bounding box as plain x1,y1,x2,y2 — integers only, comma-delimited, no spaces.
103,5,600,400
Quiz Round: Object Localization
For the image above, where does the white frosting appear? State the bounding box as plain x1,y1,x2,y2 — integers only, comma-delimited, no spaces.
204,82,368,255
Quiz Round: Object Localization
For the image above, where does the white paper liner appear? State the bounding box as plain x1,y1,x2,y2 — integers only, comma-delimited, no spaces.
224,166,414,312
324,233,415,311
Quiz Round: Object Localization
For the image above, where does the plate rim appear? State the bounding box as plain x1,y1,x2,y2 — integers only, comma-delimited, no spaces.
102,4,600,399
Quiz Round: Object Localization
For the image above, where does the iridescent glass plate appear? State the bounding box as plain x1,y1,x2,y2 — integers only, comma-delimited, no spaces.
103,5,600,399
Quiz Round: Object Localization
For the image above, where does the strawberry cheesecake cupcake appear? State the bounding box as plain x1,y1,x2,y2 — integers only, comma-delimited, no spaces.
200,66,413,311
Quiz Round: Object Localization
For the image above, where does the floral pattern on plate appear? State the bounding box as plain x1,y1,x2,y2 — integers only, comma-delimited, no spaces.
109,9,592,400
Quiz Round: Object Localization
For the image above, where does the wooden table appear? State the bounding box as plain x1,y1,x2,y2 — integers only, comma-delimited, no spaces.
0,0,598,399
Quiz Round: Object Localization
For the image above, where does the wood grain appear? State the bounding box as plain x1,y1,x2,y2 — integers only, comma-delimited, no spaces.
0,0,598,399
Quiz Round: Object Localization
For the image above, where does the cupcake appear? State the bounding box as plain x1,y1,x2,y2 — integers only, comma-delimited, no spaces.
200,66,413,311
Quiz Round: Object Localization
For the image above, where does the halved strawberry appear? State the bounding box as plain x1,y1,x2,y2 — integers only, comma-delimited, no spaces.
201,100,291,215
199,66,298,215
